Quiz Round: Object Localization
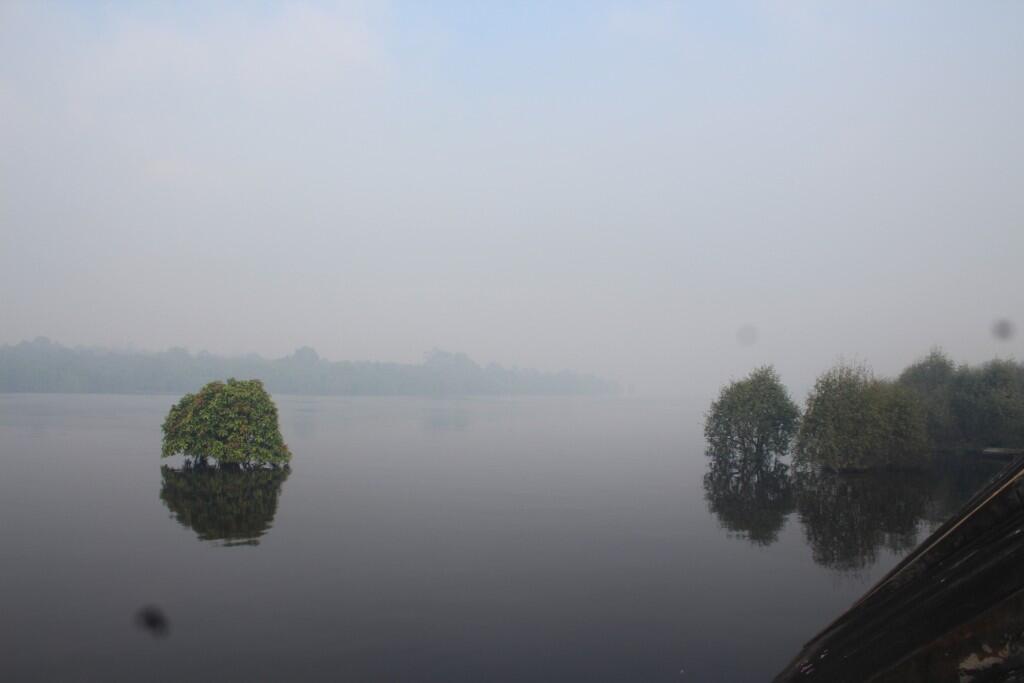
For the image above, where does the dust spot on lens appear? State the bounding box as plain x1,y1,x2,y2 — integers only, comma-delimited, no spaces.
134,605,170,638
993,319,1014,341
736,325,758,347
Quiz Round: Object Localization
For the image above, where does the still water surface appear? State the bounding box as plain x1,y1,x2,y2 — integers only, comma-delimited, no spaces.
0,395,1000,681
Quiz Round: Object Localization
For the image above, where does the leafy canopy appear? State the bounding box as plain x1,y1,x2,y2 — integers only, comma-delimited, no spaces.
797,363,929,471
161,379,291,467
704,365,800,463
897,348,958,446
899,350,1024,448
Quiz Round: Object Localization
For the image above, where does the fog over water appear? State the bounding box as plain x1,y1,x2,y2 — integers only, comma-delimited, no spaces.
2,1,1022,397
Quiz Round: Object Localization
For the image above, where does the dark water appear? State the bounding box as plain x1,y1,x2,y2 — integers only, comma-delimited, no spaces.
0,395,1001,681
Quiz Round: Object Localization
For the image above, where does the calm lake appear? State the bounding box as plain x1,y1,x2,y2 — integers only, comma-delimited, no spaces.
0,394,1001,681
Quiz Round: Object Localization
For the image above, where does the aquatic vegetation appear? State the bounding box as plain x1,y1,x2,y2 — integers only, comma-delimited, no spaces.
897,349,960,447
704,365,800,467
162,378,291,467
796,363,929,471
899,350,1024,449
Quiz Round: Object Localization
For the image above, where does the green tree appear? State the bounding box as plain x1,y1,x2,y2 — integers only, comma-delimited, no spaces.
898,348,959,446
870,380,932,468
797,363,929,470
704,365,800,467
950,359,1024,448
161,378,291,467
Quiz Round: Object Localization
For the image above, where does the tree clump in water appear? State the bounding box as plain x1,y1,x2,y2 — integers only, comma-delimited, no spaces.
796,363,929,471
161,378,291,467
899,350,1024,449
704,365,800,467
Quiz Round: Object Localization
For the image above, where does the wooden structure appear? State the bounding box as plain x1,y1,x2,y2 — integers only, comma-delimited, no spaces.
981,447,1024,462
775,458,1024,682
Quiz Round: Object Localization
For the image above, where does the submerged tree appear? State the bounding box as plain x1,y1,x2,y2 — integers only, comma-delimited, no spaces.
162,378,291,467
704,365,800,468
796,363,929,471
160,464,290,546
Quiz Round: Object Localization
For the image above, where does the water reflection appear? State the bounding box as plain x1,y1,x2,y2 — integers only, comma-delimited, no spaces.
704,454,1002,572
159,465,290,546
921,453,1003,530
422,402,471,432
290,401,318,439
703,457,794,546
795,469,927,572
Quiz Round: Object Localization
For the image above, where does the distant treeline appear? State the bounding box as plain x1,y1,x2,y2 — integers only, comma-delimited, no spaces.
0,338,618,396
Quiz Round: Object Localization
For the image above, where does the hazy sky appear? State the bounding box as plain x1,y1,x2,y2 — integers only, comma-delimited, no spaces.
2,1,1022,397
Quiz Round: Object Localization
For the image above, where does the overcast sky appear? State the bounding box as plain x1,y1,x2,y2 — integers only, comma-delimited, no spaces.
2,1,1022,397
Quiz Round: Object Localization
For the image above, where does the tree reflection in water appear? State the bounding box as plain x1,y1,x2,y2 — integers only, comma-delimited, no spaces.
704,456,794,546
159,464,290,546
703,453,1002,572
794,469,928,572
